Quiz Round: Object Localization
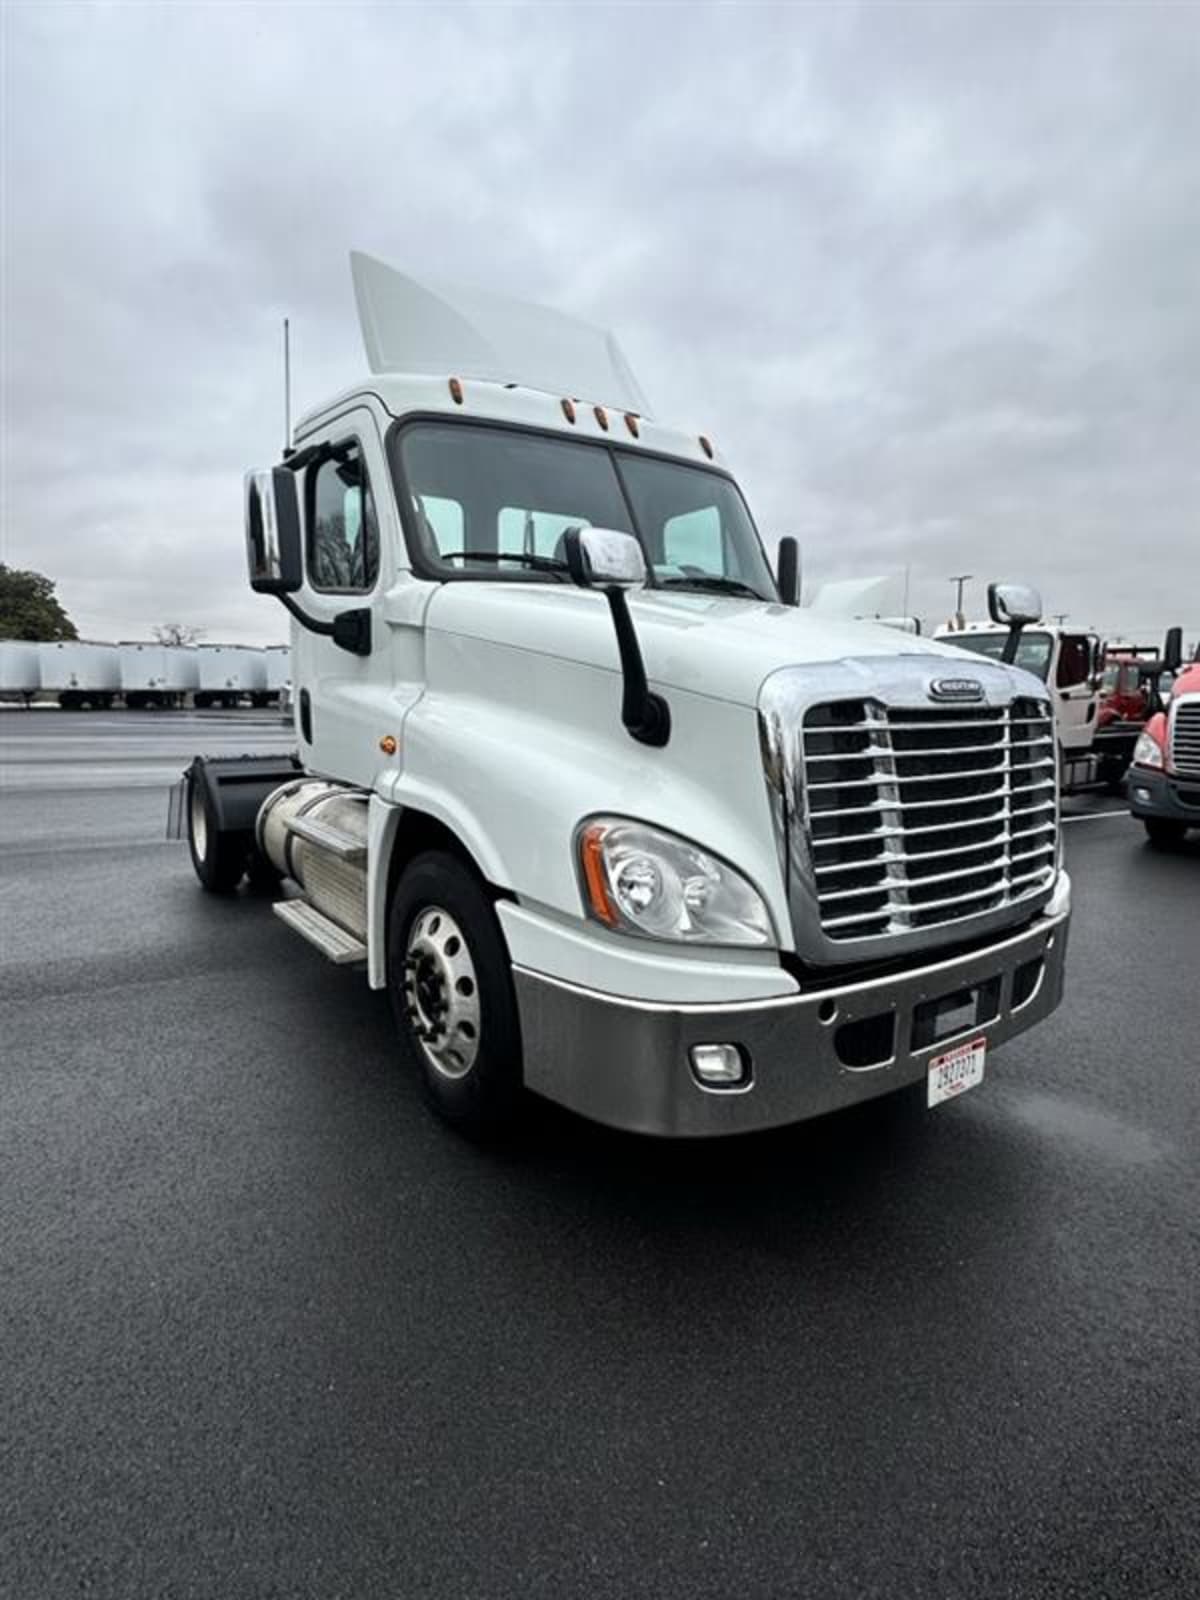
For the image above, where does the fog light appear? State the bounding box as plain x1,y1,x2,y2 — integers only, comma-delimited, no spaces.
689,1043,749,1089
1133,786,1152,805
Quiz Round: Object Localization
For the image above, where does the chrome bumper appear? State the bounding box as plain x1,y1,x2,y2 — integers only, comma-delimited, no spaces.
514,892,1070,1138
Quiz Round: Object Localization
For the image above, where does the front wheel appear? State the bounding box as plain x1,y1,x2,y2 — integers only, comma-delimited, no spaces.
1144,818,1188,849
387,851,524,1134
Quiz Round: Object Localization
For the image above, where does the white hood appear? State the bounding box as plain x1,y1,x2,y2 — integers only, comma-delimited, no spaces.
426,584,978,708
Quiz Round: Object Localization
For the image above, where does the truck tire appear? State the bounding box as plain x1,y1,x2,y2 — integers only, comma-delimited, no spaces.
187,769,248,893
1144,818,1188,849
387,851,523,1133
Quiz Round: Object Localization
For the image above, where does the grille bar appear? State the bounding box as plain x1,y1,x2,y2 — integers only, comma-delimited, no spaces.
1170,700,1200,777
803,697,1058,941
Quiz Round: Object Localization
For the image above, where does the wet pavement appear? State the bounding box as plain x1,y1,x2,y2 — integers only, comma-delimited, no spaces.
1,710,1196,1599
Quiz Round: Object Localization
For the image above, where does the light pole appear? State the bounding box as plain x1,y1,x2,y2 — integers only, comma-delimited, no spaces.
948,574,972,630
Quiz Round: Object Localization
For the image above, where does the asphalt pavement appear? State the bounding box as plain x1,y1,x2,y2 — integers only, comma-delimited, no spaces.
2,710,1197,1600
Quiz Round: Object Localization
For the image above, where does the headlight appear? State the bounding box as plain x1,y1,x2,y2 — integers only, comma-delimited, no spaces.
577,818,774,946
1133,730,1164,770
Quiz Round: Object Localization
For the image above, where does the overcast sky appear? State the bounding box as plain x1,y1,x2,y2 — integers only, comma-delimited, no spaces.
3,1,1198,644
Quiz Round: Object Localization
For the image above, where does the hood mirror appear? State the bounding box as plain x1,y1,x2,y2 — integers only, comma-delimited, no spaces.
987,582,1042,628
563,526,647,590
563,526,669,748
987,581,1042,666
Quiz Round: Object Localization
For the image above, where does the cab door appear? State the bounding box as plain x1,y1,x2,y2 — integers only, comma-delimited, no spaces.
1054,633,1098,753
290,407,396,787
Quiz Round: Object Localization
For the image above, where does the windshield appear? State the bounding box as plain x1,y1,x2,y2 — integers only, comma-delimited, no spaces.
947,630,1054,681
392,421,777,599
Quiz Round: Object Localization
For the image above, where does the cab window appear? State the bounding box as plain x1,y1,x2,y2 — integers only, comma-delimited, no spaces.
307,443,380,592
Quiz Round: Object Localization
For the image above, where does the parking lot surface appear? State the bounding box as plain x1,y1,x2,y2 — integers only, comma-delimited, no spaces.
2,711,1197,1599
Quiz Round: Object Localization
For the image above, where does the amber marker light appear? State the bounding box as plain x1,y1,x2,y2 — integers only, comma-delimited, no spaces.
379,735,398,756
699,434,714,458
448,377,464,405
579,822,618,926
624,413,640,438
561,397,577,423
593,405,609,431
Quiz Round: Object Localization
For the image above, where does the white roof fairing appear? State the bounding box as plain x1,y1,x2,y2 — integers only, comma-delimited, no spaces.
350,251,652,417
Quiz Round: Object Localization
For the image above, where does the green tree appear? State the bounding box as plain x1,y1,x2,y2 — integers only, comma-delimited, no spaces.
0,565,79,641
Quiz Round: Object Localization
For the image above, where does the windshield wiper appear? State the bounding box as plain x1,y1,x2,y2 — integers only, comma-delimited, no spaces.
438,550,569,578
657,574,768,601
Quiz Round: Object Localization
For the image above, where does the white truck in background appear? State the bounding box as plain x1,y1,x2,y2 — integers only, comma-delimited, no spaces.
937,619,1184,790
178,252,1071,1138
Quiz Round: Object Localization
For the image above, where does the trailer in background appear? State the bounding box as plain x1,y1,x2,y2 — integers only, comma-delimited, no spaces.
119,642,173,708
0,641,41,705
260,645,290,707
37,641,122,709
164,645,200,702
194,644,263,709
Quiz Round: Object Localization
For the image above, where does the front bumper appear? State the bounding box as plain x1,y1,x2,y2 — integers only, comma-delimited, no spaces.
1126,765,1200,826
514,877,1071,1137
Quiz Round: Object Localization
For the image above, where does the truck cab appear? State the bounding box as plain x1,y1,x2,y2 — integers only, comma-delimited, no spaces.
1127,656,1200,847
180,254,1071,1138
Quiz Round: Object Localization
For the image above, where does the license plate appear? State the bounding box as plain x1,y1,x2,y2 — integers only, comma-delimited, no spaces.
927,1036,986,1108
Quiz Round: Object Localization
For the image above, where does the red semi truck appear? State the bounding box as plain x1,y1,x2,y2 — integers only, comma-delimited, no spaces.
1127,656,1200,846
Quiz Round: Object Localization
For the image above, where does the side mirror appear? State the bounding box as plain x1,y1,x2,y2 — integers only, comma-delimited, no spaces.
562,526,669,748
245,468,302,595
987,582,1042,627
563,527,646,590
776,536,800,606
1163,625,1183,673
987,581,1042,666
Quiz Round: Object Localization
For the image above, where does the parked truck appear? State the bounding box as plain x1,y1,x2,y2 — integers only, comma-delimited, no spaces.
178,253,1071,1137
1127,655,1200,846
935,621,1102,786
937,621,1184,791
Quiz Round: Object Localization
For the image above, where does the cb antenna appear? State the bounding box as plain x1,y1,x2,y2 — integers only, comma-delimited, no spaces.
283,316,292,454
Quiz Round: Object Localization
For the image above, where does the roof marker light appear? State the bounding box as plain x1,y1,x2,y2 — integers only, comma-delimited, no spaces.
448,377,464,405
624,413,640,438
594,405,609,431
561,398,577,424
699,435,714,459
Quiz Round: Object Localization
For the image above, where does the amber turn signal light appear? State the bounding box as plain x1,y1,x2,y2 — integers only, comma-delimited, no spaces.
579,822,618,926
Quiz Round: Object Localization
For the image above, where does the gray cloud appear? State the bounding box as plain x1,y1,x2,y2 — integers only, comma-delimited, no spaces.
3,1,1198,642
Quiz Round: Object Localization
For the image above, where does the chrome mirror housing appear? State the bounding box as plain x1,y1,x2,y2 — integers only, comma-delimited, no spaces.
987,582,1042,628
245,468,303,595
563,527,647,591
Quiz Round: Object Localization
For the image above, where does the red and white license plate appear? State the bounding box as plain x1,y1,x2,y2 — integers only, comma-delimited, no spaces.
927,1036,986,1108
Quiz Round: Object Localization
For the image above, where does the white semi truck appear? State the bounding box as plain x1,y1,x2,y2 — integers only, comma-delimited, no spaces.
180,253,1071,1137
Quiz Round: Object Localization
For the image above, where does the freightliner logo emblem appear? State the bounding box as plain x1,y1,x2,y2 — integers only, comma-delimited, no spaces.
928,677,985,702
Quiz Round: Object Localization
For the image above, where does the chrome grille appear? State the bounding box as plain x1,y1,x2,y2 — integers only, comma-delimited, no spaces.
1169,697,1200,778
803,697,1057,941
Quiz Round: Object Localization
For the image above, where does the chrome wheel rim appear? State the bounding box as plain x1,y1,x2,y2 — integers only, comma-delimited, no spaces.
403,906,481,1079
190,780,208,860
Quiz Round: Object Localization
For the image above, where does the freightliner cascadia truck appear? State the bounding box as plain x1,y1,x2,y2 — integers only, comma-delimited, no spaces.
178,253,1071,1137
